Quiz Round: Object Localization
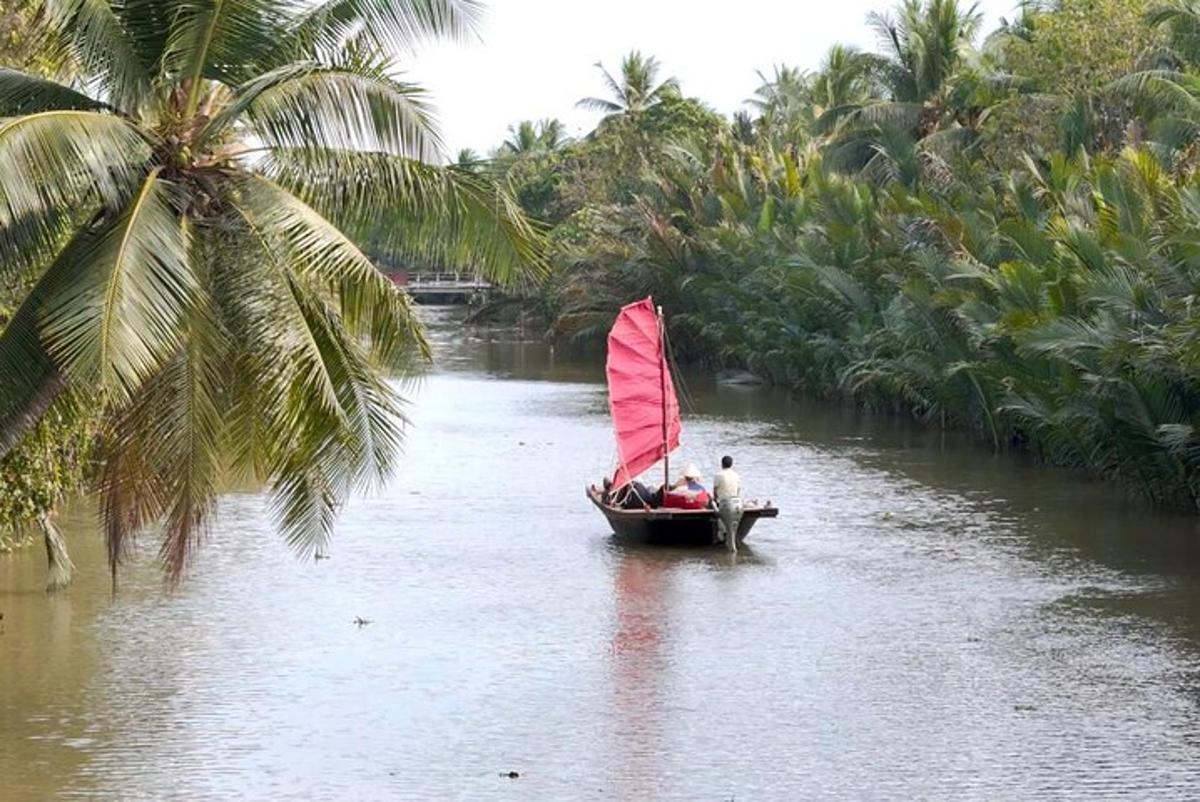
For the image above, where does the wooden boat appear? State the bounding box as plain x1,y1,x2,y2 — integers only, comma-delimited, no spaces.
586,485,778,546
588,297,779,546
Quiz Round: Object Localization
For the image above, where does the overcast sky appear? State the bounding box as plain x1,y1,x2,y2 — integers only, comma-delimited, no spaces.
407,0,1023,158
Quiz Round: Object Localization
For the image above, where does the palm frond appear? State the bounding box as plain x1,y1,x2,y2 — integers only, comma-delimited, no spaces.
229,173,428,370
851,101,924,130
263,148,546,286
918,125,976,158
1106,70,1200,117
99,296,227,587
99,395,170,590
287,0,482,58
100,224,230,586
595,62,627,108
162,0,290,109
0,205,74,287
45,0,153,114
196,59,317,142
1017,317,1115,364
0,68,107,115
40,170,196,404
156,343,225,583
813,103,864,136
0,110,149,226
279,265,407,492
221,182,411,557
576,96,623,114
239,67,442,161
651,76,682,101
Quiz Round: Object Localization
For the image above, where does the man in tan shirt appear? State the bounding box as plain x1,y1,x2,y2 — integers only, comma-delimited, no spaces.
713,455,743,553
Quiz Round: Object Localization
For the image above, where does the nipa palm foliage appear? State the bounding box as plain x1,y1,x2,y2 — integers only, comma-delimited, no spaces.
538,122,1200,509
0,0,543,584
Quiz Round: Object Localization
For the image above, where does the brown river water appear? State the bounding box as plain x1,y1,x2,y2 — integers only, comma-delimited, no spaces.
3,307,1200,800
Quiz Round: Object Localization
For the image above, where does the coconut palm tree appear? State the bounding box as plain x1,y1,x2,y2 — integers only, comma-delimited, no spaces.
809,45,878,128
0,0,543,584
1107,2,1200,170
498,118,568,156
867,0,983,108
746,64,813,147
454,147,484,171
749,65,810,119
824,0,988,179
501,120,541,155
748,49,879,152
577,50,680,122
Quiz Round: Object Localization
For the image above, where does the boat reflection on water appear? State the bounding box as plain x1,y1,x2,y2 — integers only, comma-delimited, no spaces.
607,544,672,800
603,543,764,796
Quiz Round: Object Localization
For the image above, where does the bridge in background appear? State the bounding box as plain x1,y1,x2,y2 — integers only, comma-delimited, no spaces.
389,271,495,304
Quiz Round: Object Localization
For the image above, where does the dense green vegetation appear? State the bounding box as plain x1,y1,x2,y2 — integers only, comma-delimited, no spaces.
0,0,91,587
488,0,1200,510
0,0,541,586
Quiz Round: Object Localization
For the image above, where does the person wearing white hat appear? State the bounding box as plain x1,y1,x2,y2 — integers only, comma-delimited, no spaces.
661,463,711,510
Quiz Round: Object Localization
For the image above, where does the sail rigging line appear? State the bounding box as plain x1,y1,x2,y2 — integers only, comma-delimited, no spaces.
660,316,697,416
658,306,668,491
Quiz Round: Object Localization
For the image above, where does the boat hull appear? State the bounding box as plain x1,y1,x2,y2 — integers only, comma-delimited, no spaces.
587,486,778,547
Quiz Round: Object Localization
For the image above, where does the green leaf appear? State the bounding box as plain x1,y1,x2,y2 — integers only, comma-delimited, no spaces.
162,0,290,110
45,0,154,114
230,173,428,370
0,68,107,115
265,148,546,286
40,170,197,403
239,67,443,161
0,110,149,227
287,0,482,58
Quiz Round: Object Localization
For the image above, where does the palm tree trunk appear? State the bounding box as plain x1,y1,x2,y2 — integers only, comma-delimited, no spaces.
0,369,68,462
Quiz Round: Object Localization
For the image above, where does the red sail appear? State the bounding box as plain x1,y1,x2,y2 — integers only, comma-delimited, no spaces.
607,298,681,488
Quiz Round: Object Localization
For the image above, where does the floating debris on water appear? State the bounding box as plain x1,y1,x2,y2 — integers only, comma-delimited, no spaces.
716,370,764,386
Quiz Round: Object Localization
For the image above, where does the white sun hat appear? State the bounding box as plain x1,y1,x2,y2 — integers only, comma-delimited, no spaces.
682,463,702,480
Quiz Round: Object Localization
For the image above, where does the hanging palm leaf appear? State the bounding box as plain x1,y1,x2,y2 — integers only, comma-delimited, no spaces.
0,0,544,585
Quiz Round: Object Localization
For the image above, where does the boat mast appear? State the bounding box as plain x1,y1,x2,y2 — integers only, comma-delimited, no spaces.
658,305,669,492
